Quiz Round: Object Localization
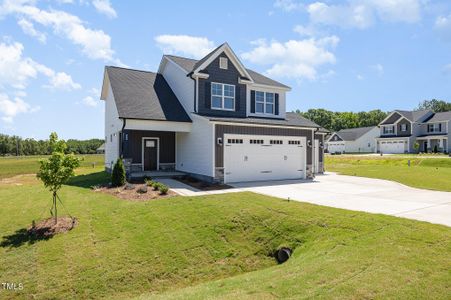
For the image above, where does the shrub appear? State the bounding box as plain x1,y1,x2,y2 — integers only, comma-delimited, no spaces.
144,178,154,186
159,184,169,195
111,158,126,187
152,181,161,191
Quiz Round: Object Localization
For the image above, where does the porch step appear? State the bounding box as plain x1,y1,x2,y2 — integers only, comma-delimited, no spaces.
128,171,186,181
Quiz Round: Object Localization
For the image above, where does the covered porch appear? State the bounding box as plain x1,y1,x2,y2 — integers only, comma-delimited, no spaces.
416,135,448,153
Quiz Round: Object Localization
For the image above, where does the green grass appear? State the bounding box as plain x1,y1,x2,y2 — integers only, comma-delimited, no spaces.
0,154,104,179
326,155,451,192
0,166,450,299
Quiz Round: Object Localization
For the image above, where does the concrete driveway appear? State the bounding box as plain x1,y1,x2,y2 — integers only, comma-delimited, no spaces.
231,173,451,227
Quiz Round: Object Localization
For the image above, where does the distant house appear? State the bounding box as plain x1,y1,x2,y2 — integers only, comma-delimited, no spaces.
96,143,105,154
326,126,379,154
100,42,327,183
375,110,450,153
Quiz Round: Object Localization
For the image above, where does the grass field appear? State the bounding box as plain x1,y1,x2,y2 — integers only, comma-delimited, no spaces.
0,154,104,179
326,154,451,192
0,158,450,299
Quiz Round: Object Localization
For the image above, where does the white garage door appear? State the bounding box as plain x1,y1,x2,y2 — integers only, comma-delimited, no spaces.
380,141,406,154
328,142,345,154
224,134,306,183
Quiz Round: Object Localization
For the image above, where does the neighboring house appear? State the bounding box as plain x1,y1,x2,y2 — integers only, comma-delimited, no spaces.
375,110,450,153
96,143,105,154
100,43,327,184
326,126,379,154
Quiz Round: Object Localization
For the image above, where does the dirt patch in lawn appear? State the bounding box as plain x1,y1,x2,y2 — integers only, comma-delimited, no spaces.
0,174,38,186
93,183,176,201
29,217,78,237
176,176,232,191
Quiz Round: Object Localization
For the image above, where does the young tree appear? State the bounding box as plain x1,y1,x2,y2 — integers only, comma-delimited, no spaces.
111,158,126,187
413,142,420,153
37,133,81,224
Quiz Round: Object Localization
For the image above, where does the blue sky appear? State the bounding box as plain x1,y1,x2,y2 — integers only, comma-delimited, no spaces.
0,0,450,139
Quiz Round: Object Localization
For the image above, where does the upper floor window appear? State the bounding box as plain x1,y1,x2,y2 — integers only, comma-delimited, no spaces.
219,57,228,69
211,83,235,111
383,126,394,134
255,91,274,114
427,123,441,133
400,124,407,132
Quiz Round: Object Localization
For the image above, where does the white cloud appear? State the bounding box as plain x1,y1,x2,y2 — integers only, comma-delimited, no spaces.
293,24,317,37
435,14,451,29
357,74,364,80
0,93,39,123
17,18,46,43
154,35,215,59
274,0,303,12
82,95,97,107
241,37,339,80
0,39,81,91
92,0,117,18
443,64,451,74
306,0,421,29
371,63,384,76
1,0,125,65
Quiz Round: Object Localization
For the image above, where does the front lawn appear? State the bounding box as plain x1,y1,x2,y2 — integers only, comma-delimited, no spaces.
326,154,451,192
0,168,450,299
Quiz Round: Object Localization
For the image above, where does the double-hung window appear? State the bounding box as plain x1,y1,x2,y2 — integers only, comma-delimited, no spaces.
383,126,394,134
255,91,274,114
427,123,441,133
211,83,235,110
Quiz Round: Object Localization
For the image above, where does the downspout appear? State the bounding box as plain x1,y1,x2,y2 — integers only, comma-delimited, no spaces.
314,127,320,175
187,72,197,113
120,118,126,158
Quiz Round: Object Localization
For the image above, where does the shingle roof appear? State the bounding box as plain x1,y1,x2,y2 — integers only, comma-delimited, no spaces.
335,126,376,141
197,112,327,130
395,110,431,122
424,111,451,123
106,66,191,122
164,54,289,89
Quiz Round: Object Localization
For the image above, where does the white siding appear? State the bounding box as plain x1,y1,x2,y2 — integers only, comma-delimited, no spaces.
104,83,122,170
176,114,214,177
160,58,195,113
344,127,380,153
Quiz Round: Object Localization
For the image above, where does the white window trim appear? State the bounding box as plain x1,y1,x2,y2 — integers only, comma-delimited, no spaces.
400,123,407,132
211,82,235,111
382,125,395,134
255,91,275,115
427,123,441,133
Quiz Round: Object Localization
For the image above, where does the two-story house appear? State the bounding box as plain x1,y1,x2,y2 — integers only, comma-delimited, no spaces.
100,43,327,183
375,110,450,153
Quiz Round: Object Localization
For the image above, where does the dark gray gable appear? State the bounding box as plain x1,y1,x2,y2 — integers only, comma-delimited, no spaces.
329,133,343,142
106,67,191,122
381,112,402,125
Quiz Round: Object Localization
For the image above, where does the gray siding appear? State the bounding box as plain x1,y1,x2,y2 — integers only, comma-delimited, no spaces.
215,124,314,168
122,130,175,164
197,52,247,117
315,133,324,163
397,119,412,137
381,112,402,125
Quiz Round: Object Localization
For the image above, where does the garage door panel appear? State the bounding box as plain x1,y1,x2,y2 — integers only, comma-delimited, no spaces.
379,140,406,154
224,135,306,183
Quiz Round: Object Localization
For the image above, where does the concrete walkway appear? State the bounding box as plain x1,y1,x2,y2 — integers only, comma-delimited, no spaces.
156,178,243,196
231,173,451,227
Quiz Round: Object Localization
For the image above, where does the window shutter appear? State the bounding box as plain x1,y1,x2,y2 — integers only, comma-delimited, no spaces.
205,81,211,109
439,123,442,132
250,90,255,113
235,85,240,112
275,93,279,115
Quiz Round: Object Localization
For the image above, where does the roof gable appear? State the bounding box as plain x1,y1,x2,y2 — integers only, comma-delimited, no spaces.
332,126,377,141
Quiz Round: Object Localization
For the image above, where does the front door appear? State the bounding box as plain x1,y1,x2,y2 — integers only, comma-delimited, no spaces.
143,138,158,171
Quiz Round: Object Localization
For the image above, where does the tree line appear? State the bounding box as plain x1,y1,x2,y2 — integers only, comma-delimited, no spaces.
296,99,450,132
0,134,104,156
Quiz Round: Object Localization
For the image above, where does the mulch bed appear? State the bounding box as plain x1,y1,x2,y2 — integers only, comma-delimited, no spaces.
28,217,78,237
176,176,232,191
93,183,176,201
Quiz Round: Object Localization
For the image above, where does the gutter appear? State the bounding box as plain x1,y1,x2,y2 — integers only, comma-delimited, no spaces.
187,73,197,113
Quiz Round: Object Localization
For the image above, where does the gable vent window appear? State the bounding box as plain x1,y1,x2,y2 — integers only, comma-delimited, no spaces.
211,82,235,110
400,124,407,132
219,57,228,69
228,139,243,144
255,91,274,114
270,140,283,145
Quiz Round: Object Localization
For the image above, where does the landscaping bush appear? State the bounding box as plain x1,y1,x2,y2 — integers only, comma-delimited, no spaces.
152,181,161,191
111,158,126,187
144,178,154,187
159,184,169,195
